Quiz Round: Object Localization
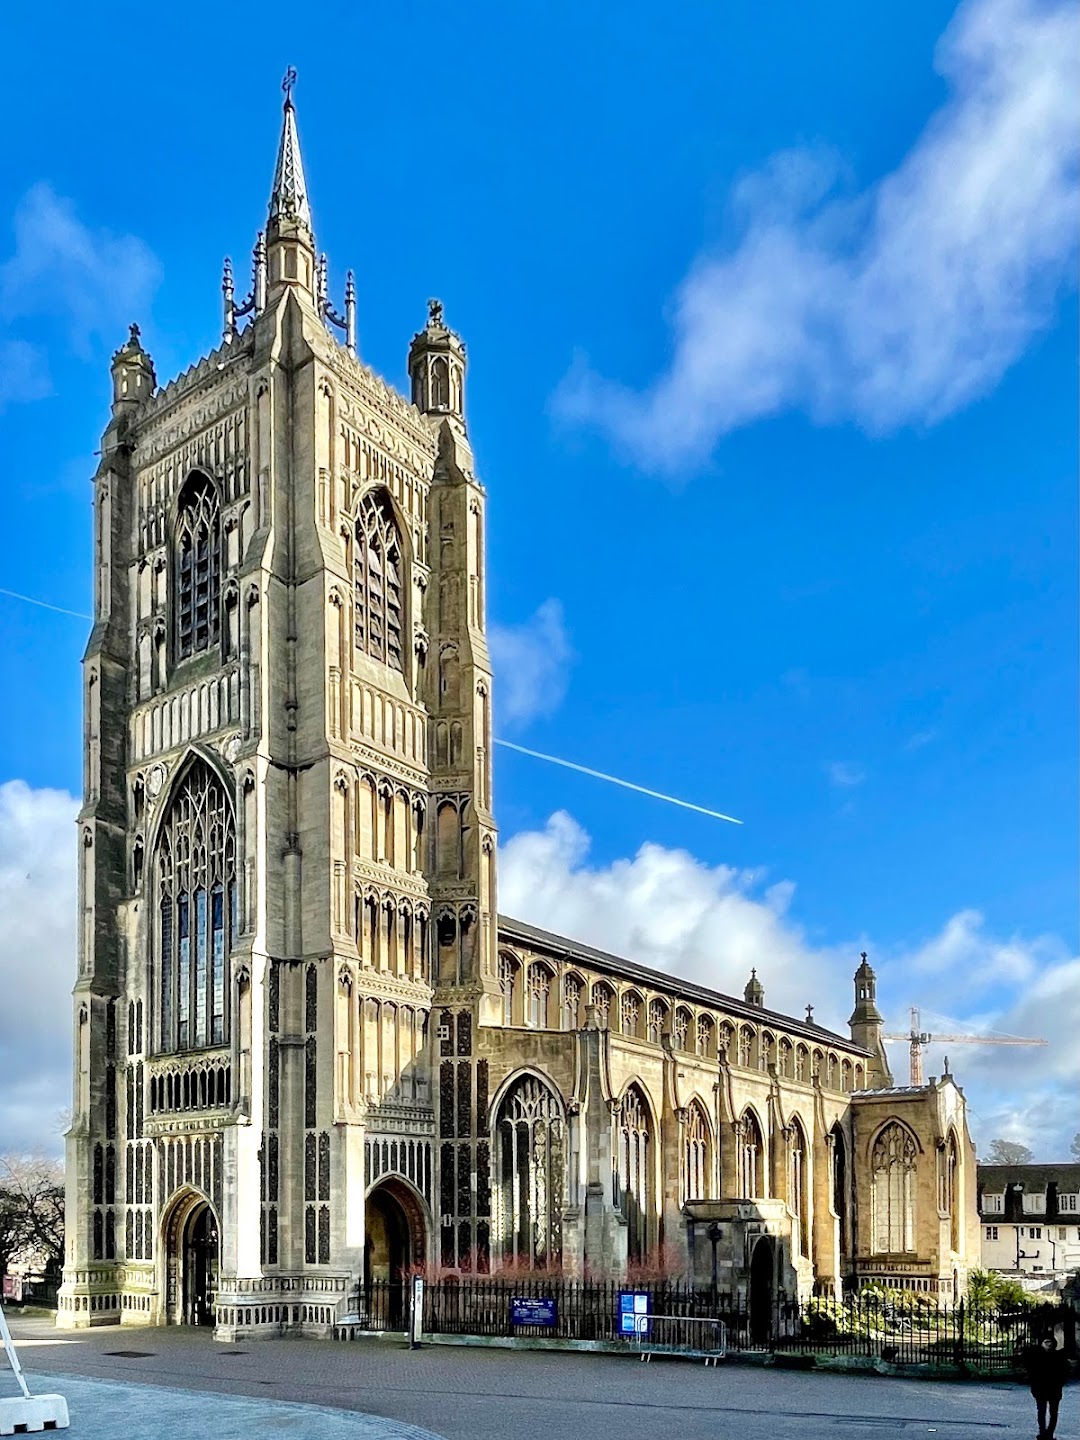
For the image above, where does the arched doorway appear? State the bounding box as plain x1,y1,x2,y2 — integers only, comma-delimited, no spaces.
164,1193,219,1326
749,1236,775,1347
364,1180,426,1329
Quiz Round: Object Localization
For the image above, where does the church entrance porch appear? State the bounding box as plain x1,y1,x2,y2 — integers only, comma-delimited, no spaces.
364,1179,427,1329
164,1193,220,1327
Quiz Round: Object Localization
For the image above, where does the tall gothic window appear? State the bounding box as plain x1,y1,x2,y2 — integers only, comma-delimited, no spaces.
871,1122,918,1254
495,1075,564,1268
175,473,221,660
685,1101,710,1202
739,1109,764,1198
355,490,404,671
615,1086,652,1263
156,761,236,1052
790,1120,810,1255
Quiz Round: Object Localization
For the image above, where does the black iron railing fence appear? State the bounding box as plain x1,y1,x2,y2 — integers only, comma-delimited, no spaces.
357,1277,1076,1372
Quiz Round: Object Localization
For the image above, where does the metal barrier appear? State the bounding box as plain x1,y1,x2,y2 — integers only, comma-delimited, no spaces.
635,1315,728,1365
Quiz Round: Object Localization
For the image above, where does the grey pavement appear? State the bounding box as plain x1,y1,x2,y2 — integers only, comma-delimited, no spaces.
2,1313,1059,1440
1,1368,442,1440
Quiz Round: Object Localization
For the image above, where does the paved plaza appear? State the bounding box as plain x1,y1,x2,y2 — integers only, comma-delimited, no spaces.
2,1313,1059,1439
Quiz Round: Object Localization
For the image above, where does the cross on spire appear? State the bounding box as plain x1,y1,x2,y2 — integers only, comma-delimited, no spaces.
269,67,311,228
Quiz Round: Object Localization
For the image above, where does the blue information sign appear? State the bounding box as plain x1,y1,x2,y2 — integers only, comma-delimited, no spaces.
510,1296,558,1328
618,1290,651,1337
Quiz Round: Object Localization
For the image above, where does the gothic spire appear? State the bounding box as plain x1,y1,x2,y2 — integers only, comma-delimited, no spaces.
268,67,311,231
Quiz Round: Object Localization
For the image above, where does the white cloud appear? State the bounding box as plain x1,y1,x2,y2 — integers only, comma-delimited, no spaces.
826,761,865,789
499,810,1079,1160
556,0,1079,470
0,183,161,408
498,810,843,1018
489,599,574,728
0,780,78,1156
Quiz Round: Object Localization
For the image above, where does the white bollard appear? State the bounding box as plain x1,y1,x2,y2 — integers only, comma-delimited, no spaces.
0,1300,69,1433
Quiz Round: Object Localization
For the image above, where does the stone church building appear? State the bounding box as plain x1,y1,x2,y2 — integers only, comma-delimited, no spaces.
59,87,979,1336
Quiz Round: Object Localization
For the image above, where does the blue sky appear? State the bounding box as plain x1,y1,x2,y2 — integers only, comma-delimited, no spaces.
0,0,1077,1157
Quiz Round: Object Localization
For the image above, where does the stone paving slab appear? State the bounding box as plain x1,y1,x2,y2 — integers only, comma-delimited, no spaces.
0,1371,446,1440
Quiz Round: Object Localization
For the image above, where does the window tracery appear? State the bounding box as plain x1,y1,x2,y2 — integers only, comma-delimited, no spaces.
591,983,612,1029
697,1015,715,1058
527,965,551,1028
673,1008,691,1051
871,1122,917,1254
498,953,519,1026
739,1110,764,1198
647,999,666,1045
685,1102,710,1202
563,974,583,1030
354,490,404,671
620,992,642,1038
495,1075,564,1268
738,1026,754,1068
175,474,221,660
615,1086,652,1262
156,761,236,1052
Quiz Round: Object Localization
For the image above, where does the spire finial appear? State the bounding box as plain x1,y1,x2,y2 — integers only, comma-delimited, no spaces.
427,297,444,329
269,69,311,229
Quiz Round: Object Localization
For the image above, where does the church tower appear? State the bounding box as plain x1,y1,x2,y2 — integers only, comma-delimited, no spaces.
59,76,495,1333
849,952,892,1087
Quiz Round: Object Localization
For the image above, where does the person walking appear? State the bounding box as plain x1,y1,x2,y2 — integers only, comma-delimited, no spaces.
1023,1331,1069,1439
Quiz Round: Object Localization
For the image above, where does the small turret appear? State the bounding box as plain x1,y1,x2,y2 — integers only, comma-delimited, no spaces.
743,968,764,1007
408,299,466,421
849,951,893,1087
110,324,155,411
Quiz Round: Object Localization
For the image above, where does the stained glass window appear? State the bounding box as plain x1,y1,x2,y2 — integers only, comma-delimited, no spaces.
156,761,237,1052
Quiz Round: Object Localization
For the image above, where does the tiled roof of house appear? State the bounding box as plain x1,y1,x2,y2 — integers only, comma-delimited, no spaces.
977,1163,1080,1192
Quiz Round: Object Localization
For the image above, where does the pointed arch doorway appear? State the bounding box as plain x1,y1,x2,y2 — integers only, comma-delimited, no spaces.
164,1193,220,1326
364,1179,427,1329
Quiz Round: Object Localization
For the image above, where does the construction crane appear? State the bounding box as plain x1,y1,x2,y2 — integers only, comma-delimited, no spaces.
883,1006,1047,1086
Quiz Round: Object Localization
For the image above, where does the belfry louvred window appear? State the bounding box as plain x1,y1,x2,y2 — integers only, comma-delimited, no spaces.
175,473,221,659
355,490,404,671
156,761,237,1053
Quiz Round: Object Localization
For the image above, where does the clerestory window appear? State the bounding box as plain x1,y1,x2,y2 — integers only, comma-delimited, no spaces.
175,473,221,660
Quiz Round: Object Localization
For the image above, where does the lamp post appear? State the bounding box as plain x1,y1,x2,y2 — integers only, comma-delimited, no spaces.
707,1223,723,1294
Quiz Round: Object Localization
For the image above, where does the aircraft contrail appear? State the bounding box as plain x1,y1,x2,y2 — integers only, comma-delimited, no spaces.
494,739,743,825
0,587,92,620
0,585,745,826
